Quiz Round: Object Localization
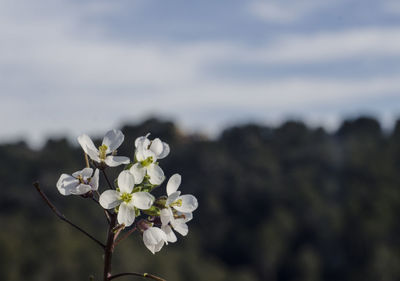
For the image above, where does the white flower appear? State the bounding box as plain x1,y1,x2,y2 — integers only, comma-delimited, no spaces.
99,171,155,227
160,174,198,241
56,168,99,196
143,226,168,254
129,134,169,185
78,129,130,167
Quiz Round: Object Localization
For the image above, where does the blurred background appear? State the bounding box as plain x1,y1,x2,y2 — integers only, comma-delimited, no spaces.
1,0,400,280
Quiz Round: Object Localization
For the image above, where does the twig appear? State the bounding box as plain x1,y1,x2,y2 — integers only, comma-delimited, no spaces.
33,182,105,249
114,226,137,247
104,214,117,281
108,272,166,281
84,153,90,168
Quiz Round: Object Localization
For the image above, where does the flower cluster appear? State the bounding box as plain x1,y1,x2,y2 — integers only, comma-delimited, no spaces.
56,129,198,254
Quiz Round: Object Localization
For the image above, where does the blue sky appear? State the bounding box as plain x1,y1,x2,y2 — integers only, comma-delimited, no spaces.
1,0,400,146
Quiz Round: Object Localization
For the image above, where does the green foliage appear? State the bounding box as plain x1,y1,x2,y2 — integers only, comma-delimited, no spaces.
1,116,400,281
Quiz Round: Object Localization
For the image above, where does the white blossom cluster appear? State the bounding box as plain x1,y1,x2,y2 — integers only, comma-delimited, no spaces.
56,129,198,254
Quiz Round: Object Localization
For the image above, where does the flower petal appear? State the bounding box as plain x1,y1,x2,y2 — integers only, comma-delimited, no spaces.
56,174,79,196
132,192,155,210
90,169,100,190
177,211,193,222
99,190,121,209
166,174,181,196
71,184,92,195
77,134,99,161
130,163,146,184
161,225,177,243
135,134,150,148
166,191,181,206
149,138,163,157
143,227,167,254
102,129,124,153
117,170,134,193
158,142,170,159
153,240,165,253
104,156,130,167
171,220,189,236
86,147,101,162
174,195,198,213
147,164,165,185
117,202,136,227
72,168,93,178
160,207,174,226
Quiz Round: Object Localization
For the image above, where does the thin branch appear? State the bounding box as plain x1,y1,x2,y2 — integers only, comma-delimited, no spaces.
33,182,105,249
108,272,166,281
114,226,137,247
84,153,90,168
94,190,111,223
102,169,114,189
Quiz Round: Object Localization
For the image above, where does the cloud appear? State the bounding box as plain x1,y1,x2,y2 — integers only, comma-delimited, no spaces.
247,0,339,24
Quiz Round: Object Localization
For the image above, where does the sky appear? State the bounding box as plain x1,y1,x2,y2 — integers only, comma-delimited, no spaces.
1,0,400,146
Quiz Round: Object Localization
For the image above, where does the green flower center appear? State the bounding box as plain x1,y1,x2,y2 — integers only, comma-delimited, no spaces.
170,199,182,207
140,156,153,167
98,145,108,160
120,192,132,203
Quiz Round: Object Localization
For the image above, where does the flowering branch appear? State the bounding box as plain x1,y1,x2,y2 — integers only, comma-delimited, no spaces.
45,130,199,280
32,182,105,248
108,272,166,281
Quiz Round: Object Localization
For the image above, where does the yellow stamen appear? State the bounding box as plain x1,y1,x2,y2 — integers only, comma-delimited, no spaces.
98,145,108,160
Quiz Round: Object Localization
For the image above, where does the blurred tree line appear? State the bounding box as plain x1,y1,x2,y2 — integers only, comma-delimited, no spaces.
1,116,400,281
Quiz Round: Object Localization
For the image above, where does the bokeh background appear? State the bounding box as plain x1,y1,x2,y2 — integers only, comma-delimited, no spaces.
1,0,400,280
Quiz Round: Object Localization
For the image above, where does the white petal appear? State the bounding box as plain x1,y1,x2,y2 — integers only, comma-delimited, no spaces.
90,169,99,190
160,208,174,226
132,192,155,210
117,170,134,193
77,134,99,160
147,164,165,185
104,156,130,167
143,227,167,253
158,142,170,159
56,174,79,196
177,211,193,222
166,174,181,195
171,220,189,236
153,240,165,253
86,147,101,162
135,135,150,148
102,129,124,153
77,134,97,153
149,138,163,157
99,190,122,209
117,202,136,227
71,184,92,195
162,225,177,243
166,191,181,206
129,163,146,184
174,195,198,213
72,168,93,178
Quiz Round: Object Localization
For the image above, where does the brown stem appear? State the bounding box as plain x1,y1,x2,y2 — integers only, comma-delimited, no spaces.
33,182,105,248
104,214,118,281
108,272,166,281
84,153,90,168
114,226,137,247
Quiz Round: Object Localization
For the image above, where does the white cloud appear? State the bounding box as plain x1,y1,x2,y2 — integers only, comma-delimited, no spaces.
247,0,340,24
